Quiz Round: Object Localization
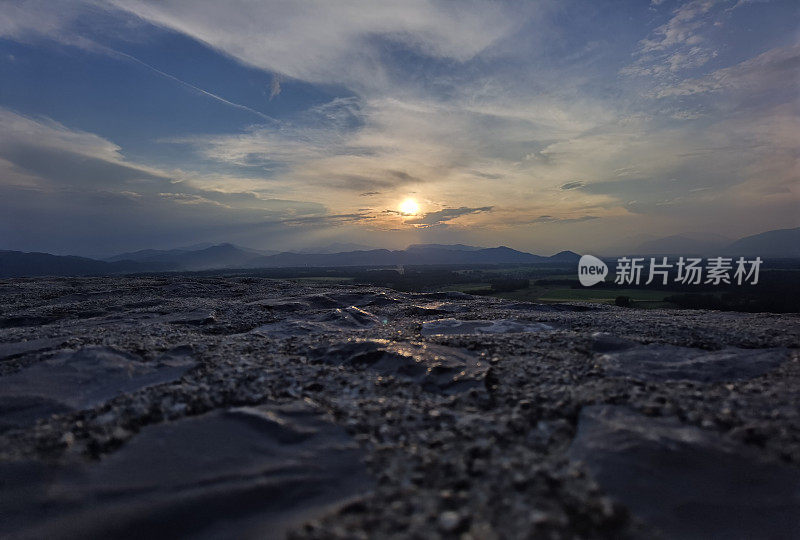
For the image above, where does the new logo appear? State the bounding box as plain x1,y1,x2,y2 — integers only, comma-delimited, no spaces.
578,254,608,287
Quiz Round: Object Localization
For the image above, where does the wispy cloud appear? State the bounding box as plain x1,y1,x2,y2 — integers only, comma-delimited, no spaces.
654,43,800,97
623,0,722,77
106,47,275,122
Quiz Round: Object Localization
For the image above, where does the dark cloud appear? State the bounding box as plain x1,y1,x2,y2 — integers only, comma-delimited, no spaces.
406,206,493,227
0,124,332,256
330,169,423,191
530,215,599,224
471,171,503,180
280,212,375,227
387,170,422,183
1,144,165,188
560,181,584,190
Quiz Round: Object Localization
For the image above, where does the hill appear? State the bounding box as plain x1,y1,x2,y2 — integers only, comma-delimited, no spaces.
724,227,800,258
635,233,731,255
245,246,550,267
0,250,159,277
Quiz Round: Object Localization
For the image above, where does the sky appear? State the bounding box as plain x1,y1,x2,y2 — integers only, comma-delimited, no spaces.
0,0,798,257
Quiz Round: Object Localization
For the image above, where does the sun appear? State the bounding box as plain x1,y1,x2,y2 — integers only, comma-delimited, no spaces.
399,198,420,215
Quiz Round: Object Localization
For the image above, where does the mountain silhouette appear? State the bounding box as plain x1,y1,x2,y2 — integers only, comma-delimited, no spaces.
635,233,731,255
723,227,800,258
3,228,796,277
0,250,163,278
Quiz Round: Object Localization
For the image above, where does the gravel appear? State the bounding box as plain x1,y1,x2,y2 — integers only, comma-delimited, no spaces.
0,276,798,538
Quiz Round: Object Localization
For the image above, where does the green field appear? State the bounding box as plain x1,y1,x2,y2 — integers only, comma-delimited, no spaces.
288,276,355,284
535,287,669,305
438,281,670,306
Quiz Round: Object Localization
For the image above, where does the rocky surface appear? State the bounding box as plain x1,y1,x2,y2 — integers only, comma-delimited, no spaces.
0,276,798,538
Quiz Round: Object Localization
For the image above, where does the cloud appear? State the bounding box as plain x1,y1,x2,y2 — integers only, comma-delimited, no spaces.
0,107,339,254
405,206,493,227
640,0,718,53
269,74,282,100
0,1,796,254
0,1,87,45
108,0,523,90
529,215,599,224
0,108,125,163
654,43,800,98
105,47,275,122
280,212,375,227
560,181,585,190
624,0,722,77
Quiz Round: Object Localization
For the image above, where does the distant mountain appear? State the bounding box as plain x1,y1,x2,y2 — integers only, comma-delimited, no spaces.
8,227,798,279
293,242,375,254
105,248,191,263
548,250,581,262
723,227,800,258
245,245,552,267
406,243,484,251
0,250,161,278
634,233,731,255
156,243,262,271
1,244,579,277
107,243,276,264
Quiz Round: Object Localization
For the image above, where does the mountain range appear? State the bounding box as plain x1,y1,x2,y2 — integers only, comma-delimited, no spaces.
0,227,797,277
628,228,800,257
0,243,579,278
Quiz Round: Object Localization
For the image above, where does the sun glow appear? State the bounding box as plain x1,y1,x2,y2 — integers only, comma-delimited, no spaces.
399,198,420,215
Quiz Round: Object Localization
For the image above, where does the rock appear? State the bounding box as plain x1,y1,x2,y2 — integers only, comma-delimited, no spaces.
568,405,800,539
162,310,217,325
1,277,799,538
251,319,321,336
0,346,196,430
0,315,59,328
505,302,597,312
598,344,790,382
0,401,373,539
246,299,308,312
251,307,382,336
421,318,554,336
438,510,464,532
590,332,637,353
360,292,403,306
321,307,382,328
312,339,488,393
0,336,66,360
303,294,342,308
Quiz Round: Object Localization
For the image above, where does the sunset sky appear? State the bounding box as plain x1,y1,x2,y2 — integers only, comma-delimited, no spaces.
1,0,798,256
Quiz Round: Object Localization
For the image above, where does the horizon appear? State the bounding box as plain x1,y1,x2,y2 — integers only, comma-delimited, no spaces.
5,223,800,262
1,1,798,258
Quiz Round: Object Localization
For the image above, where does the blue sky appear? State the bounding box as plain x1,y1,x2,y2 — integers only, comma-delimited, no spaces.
0,0,797,256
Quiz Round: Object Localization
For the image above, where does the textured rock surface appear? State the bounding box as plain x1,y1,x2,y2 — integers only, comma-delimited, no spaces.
0,402,372,539
0,276,798,538
0,346,196,431
595,338,791,382
311,339,488,394
568,406,800,539
421,318,554,336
